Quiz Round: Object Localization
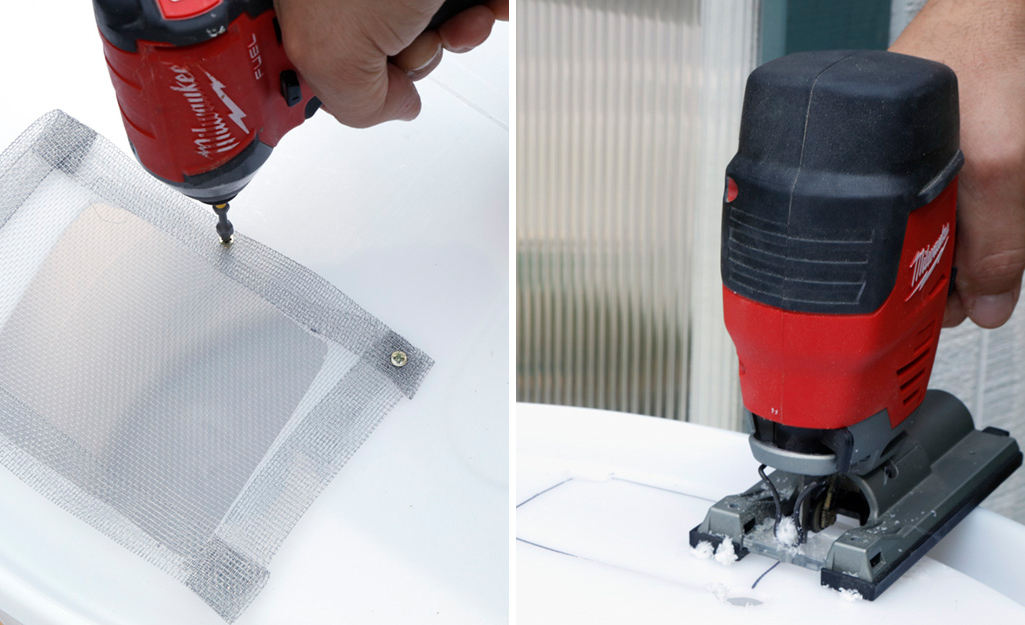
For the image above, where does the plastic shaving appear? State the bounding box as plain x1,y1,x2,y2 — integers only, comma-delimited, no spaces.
775,517,799,547
691,540,715,560
714,539,738,565
839,588,864,602
706,582,731,603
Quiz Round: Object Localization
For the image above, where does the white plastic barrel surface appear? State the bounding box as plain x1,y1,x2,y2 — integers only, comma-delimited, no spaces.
517,403,1025,624
0,2,509,624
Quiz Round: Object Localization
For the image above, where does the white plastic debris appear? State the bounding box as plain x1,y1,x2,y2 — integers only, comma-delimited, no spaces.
691,540,715,560
775,517,799,547
714,539,738,566
706,583,731,603
839,588,864,602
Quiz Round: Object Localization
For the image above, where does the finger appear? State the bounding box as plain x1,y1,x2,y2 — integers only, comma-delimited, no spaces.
488,0,509,21
318,60,422,128
391,30,444,81
954,160,1025,328
943,288,967,328
275,0,425,128
438,5,496,53
379,62,423,123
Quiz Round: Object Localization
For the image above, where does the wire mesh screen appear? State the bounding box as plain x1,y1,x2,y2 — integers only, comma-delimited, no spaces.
516,0,760,427
0,111,433,621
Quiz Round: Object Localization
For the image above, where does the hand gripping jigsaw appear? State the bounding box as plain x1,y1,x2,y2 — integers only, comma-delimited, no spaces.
93,0,484,243
690,50,1022,600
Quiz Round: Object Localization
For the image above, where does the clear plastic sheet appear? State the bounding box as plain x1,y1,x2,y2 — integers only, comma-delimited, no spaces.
0,111,432,621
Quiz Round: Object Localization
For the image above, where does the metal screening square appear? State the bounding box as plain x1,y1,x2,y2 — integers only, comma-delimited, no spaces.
0,111,432,621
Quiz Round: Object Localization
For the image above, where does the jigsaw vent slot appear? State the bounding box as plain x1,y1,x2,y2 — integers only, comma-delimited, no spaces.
899,369,926,391
901,388,921,406
724,205,873,307
897,322,936,406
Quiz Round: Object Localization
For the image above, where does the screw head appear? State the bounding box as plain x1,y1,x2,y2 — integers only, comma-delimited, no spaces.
390,350,408,368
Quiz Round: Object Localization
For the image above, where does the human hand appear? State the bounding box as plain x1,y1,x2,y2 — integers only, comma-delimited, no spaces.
891,0,1025,329
273,0,508,128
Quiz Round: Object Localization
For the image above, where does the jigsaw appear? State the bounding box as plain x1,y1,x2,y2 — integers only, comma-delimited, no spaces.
690,50,1022,600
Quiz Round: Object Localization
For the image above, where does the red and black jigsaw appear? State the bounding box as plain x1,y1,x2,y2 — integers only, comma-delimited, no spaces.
691,50,1022,600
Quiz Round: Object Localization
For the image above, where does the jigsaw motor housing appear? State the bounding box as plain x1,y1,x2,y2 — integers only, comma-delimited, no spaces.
721,50,962,468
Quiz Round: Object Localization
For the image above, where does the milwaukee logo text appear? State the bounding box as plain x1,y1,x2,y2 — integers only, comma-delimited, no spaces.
170,65,243,159
906,222,950,301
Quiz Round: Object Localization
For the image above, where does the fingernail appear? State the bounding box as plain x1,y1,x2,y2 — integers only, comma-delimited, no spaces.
452,37,486,53
967,292,1014,328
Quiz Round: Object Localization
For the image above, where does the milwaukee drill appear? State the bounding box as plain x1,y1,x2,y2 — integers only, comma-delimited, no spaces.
93,0,485,242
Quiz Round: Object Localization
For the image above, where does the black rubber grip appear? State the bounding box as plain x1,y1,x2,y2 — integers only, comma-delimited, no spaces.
721,50,962,314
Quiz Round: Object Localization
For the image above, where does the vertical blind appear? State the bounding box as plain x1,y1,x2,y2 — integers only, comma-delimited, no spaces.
516,0,760,429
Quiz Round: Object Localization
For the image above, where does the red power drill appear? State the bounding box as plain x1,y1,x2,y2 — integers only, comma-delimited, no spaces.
692,50,1021,599
93,0,485,242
